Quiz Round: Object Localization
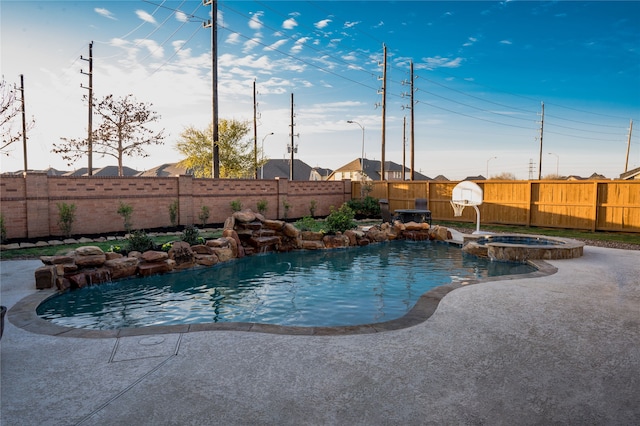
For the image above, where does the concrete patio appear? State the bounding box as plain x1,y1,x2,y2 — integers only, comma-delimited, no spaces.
1,245,639,425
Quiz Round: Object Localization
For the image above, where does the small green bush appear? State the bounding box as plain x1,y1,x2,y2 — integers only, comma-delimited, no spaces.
0,214,7,244
117,202,134,233
295,216,323,232
181,225,204,246
57,202,77,238
126,229,155,252
325,203,356,234
168,200,179,227
282,199,291,219
198,205,210,227
230,200,242,212
347,196,380,218
256,199,268,215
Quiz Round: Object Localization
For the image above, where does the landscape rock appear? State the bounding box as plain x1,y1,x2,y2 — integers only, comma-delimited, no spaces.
138,261,173,277
105,257,139,280
212,247,234,262
232,210,256,223
141,250,169,263
75,254,106,268
35,265,56,289
195,254,219,266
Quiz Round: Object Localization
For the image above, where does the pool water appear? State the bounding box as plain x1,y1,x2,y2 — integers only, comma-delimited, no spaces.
37,241,536,330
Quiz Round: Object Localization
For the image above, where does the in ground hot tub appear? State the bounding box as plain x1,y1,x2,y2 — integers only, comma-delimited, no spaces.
462,234,584,262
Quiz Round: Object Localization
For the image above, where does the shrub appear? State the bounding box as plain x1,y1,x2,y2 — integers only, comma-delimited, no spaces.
126,229,155,252
0,214,6,244
168,200,179,227
256,199,268,215
230,200,242,212
56,202,77,238
198,205,210,227
347,196,380,218
117,202,134,233
325,203,356,234
282,199,291,219
181,225,203,246
295,216,323,232
309,200,317,217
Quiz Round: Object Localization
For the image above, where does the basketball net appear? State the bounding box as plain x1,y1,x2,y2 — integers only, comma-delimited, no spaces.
450,200,466,217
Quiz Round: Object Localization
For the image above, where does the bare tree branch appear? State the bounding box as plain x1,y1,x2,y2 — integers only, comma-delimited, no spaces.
53,94,165,175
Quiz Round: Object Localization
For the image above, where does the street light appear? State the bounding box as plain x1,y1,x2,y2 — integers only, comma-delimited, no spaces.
548,152,559,176
347,120,365,182
260,132,274,179
486,156,497,179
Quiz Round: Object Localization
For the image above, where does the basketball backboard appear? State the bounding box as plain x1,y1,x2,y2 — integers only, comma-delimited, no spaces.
451,181,483,206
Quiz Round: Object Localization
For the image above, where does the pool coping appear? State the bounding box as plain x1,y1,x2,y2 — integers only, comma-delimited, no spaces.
8,259,557,338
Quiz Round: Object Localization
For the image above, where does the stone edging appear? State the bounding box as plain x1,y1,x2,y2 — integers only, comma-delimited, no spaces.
8,259,557,338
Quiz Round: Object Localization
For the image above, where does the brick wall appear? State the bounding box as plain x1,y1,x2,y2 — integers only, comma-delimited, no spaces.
0,174,351,240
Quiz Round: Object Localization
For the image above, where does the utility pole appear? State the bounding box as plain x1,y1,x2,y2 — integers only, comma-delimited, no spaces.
537,101,544,180
410,60,415,181
624,119,633,173
253,80,258,179
378,44,387,181
17,74,28,176
203,0,219,178
528,158,536,180
402,116,406,181
80,41,93,176
289,92,295,180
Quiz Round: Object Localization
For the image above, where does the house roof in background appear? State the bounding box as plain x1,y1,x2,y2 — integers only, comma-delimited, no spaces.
260,159,313,180
137,163,192,177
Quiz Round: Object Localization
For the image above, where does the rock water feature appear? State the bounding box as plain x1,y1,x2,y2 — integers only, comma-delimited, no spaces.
33,209,453,291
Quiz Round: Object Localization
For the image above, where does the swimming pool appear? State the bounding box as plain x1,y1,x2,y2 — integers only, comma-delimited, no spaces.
36,240,536,330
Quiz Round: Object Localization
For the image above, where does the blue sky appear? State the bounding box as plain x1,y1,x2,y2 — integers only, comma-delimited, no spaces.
1,0,639,179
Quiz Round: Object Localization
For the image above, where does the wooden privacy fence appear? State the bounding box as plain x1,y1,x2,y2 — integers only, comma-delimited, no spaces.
353,180,640,233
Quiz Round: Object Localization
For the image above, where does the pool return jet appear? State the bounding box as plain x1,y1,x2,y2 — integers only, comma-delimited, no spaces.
450,181,491,235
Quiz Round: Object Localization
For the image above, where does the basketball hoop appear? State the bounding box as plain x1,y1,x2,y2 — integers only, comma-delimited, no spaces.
451,181,484,234
450,201,466,217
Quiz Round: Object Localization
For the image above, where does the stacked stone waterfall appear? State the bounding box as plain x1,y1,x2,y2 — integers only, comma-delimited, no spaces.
34,209,453,291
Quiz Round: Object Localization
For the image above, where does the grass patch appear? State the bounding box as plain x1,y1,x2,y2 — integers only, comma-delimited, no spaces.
0,230,224,260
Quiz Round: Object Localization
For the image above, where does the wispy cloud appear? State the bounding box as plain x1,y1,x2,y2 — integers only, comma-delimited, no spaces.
265,39,288,51
315,19,332,29
499,40,513,45
94,8,116,20
175,11,188,23
282,18,298,30
135,10,157,25
226,33,241,45
136,39,164,59
463,37,478,47
249,11,264,31
344,21,360,29
243,38,261,53
417,56,464,70
291,37,310,54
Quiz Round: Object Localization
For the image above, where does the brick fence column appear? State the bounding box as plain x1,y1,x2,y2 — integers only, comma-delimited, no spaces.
25,173,50,238
177,175,194,226
276,178,288,220
343,179,352,204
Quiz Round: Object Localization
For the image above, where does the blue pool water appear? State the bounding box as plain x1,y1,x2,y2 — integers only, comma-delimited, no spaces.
37,240,536,330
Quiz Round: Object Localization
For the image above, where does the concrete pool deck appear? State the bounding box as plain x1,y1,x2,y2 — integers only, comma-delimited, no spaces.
1,245,639,425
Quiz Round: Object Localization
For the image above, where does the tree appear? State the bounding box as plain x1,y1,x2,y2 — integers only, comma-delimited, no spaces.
489,172,517,180
176,119,266,178
1,77,35,155
53,94,165,176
